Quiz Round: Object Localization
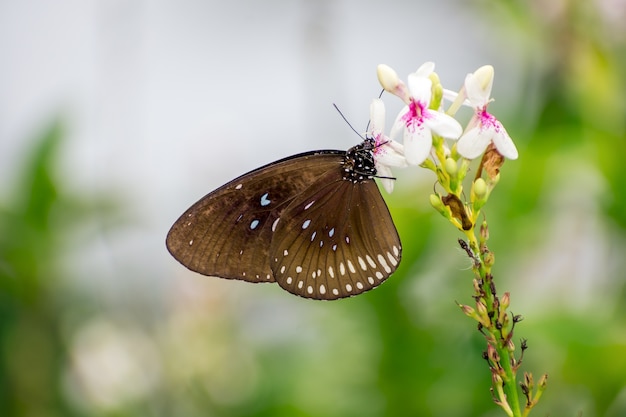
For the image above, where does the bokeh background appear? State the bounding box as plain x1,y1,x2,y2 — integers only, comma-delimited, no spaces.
1,0,625,416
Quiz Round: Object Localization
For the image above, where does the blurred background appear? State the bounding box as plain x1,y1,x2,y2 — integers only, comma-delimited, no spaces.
1,0,625,416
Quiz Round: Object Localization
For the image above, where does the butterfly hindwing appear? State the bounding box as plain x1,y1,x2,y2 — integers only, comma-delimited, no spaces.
166,151,345,282
270,174,402,300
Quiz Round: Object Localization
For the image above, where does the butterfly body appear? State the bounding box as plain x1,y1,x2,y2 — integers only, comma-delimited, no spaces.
166,138,401,300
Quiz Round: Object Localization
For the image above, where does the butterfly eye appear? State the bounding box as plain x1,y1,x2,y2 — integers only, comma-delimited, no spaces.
166,139,401,300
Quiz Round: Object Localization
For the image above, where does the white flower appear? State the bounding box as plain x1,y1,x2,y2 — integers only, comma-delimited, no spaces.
456,65,518,160
378,63,463,165
368,98,407,193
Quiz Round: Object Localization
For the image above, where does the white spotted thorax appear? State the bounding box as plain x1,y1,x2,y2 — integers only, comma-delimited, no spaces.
167,137,402,300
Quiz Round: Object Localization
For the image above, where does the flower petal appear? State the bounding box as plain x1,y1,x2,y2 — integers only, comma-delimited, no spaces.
415,61,435,77
375,163,396,193
369,98,386,134
491,123,518,160
407,75,432,105
403,124,433,165
375,142,407,168
424,111,463,140
457,127,493,159
389,107,408,140
464,65,494,107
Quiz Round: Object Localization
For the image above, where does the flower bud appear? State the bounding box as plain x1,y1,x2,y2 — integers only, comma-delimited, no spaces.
500,292,510,310
487,343,500,365
473,177,487,198
376,64,398,89
429,72,443,109
476,300,488,317
377,64,409,101
429,193,446,213
472,177,488,212
458,303,477,319
444,157,458,176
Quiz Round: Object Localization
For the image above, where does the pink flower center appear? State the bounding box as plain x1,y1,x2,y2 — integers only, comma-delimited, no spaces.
478,108,500,133
402,100,427,131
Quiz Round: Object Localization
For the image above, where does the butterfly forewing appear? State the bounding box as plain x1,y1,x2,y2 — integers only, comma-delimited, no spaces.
166,151,345,282
270,172,402,300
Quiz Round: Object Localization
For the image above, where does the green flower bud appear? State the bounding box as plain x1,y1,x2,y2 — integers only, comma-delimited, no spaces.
444,157,458,176
429,193,446,213
473,177,487,199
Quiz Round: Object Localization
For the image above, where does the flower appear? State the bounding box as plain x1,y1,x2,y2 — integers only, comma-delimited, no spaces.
377,63,463,166
456,65,518,160
368,98,407,193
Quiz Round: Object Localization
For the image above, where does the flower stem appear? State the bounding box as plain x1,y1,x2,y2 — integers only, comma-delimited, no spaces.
463,226,524,417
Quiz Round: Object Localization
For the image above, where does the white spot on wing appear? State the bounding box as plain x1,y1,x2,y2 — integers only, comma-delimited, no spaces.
328,228,335,237
347,260,356,273
376,271,384,279
307,285,313,294
304,200,315,210
393,245,400,257
332,288,339,296
345,283,353,292
358,256,367,270
356,282,364,290
378,254,391,273
387,251,398,266
272,218,280,232
295,266,302,273
319,284,326,295
366,255,376,268
283,249,289,256
302,219,311,229
189,240,193,246
235,183,243,190
250,219,260,229
311,231,316,242
260,192,271,206
286,277,293,284
339,262,346,276
368,277,375,284
328,266,334,278
280,265,286,274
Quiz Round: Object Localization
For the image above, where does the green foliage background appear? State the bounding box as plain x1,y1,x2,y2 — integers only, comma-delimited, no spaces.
1,1,625,416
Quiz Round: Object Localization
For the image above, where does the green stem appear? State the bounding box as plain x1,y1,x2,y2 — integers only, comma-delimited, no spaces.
484,272,522,417
466,227,523,417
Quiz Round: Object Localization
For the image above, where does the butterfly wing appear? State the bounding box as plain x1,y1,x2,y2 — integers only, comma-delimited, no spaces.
270,175,402,300
166,151,345,283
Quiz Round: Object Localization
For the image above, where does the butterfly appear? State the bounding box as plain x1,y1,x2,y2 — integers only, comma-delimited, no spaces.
166,137,401,300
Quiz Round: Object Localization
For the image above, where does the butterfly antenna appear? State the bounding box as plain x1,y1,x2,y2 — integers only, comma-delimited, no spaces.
333,103,366,140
